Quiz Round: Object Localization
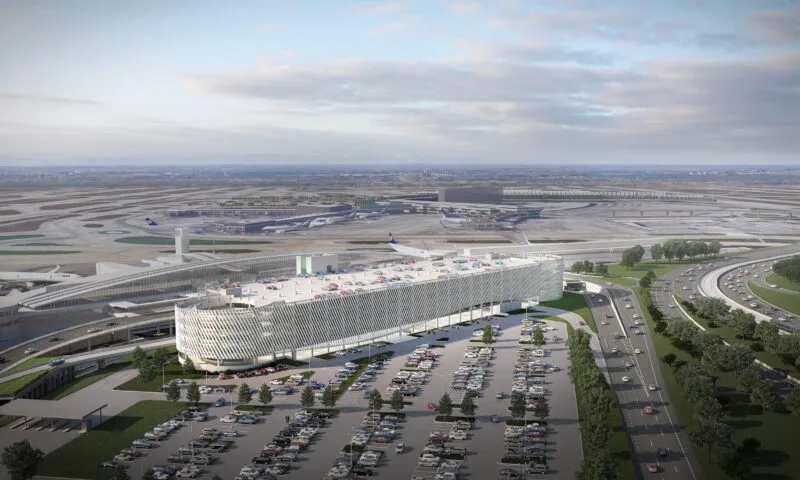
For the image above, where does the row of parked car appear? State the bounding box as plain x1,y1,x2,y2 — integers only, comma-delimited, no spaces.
237,409,332,479
326,411,400,479
102,417,187,476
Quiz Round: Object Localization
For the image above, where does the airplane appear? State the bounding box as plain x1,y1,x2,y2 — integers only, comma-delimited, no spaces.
356,207,388,219
521,232,530,245
327,211,358,224
388,233,448,259
262,219,312,233
440,209,473,229
148,220,158,226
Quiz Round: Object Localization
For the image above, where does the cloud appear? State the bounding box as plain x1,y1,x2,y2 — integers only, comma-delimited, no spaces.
182,49,800,159
356,1,406,14
748,6,800,44
449,2,479,15
0,93,101,106
366,21,407,36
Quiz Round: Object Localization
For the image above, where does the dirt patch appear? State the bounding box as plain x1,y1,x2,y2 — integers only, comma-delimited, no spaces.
40,202,105,211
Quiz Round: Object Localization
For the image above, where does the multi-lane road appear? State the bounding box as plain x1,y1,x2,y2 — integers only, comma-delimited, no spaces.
586,289,700,480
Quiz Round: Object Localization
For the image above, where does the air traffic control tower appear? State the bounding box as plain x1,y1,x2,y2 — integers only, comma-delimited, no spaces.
175,228,190,259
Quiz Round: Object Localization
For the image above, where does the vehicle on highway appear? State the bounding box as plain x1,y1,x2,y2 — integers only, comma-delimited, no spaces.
23,348,37,355
601,321,608,326
496,392,504,399
87,328,102,333
611,347,618,353
634,348,642,354
625,361,633,368
643,406,654,414
48,337,61,342
648,384,658,391
647,464,660,473
621,376,631,382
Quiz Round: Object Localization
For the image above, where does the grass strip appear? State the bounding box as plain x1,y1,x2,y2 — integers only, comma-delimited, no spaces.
765,273,800,293
539,292,597,332
748,281,800,316
0,371,47,395
4,356,59,373
44,363,131,400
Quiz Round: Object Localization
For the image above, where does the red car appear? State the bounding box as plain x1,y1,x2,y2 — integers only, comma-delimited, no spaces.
426,403,439,411
428,434,447,443
643,406,655,415
578,321,585,326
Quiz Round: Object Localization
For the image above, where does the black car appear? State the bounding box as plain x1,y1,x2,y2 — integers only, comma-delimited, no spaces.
252,456,272,465
48,337,61,342
105,321,117,327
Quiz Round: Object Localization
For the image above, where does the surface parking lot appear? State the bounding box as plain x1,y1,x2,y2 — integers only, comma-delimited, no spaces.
35,312,582,479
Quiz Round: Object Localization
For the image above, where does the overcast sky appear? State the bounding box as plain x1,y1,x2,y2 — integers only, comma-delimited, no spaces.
1,0,799,165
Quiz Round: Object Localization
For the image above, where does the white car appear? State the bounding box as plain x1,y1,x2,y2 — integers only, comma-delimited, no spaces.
601,321,609,326
625,304,633,309
270,379,284,385
611,347,618,353
621,376,631,382
23,348,37,355
634,348,642,354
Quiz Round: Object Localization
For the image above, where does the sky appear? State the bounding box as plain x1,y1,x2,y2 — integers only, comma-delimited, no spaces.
0,0,798,165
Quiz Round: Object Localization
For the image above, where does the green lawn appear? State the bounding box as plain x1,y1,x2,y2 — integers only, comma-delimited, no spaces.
748,281,800,316
600,276,639,287
539,292,597,332
314,353,336,360
114,236,272,245
0,415,19,427
43,362,132,400
765,273,800,293
38,401,201,480
83,223,104,228
114,361,204,392
0,371,47,395
0,234,44,241
637,287,800,480
276,370,315,383
333,351,394,401
3,357,58,373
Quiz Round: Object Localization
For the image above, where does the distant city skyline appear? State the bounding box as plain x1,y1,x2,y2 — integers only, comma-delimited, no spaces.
1,0,799,165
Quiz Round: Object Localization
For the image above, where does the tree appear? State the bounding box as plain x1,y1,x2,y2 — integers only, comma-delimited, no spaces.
693,395,724,422
460,394,477,417
718,448,752,480
695,297,730,321
322,385,337,409
258,382,273,408
182,357,196,375
750,379,781,412
639,276,652,288
595,263,608,275
1,440,44,480
369,389,384,412
737,365,762,394
132,346,147,370
165,380,181,402
571,262,584,273
689,419,734,462
663,353,677,366
786,387,800,416
390,389,405,414
138,359,156,383
663,241,675,263
533,397,549,422
650,244,663,262
576,449,619,480
708,240,722,256
509,394,526,420
583,260,594,274
142,468,156,480
728,345,755,378
729,309,756,339
438,392,454,417
151,347,169,369
238,382,252,405
107,470,131,480
482,324,494,345
300,385,316,408
532,327,546,346
186,381,200,405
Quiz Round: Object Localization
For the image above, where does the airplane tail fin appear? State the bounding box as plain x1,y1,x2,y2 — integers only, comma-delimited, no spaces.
145,217,151,221
521,232,530,245
388,233,397,244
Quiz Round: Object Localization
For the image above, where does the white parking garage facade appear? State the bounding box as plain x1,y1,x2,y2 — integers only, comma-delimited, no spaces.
175,254,563,371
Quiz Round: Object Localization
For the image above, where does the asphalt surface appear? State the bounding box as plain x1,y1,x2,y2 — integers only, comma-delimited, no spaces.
587,290,701,480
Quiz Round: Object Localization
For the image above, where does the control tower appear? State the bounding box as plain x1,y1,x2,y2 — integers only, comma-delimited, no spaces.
175,228,190,258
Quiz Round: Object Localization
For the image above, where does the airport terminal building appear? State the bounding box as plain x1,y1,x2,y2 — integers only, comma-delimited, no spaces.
175,253,563,371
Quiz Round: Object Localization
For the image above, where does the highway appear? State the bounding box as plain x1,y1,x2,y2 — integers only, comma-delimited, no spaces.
0,312,173,375
587,290,700,480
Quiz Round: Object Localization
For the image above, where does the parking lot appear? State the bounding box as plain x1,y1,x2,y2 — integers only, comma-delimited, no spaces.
7,311,583,479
